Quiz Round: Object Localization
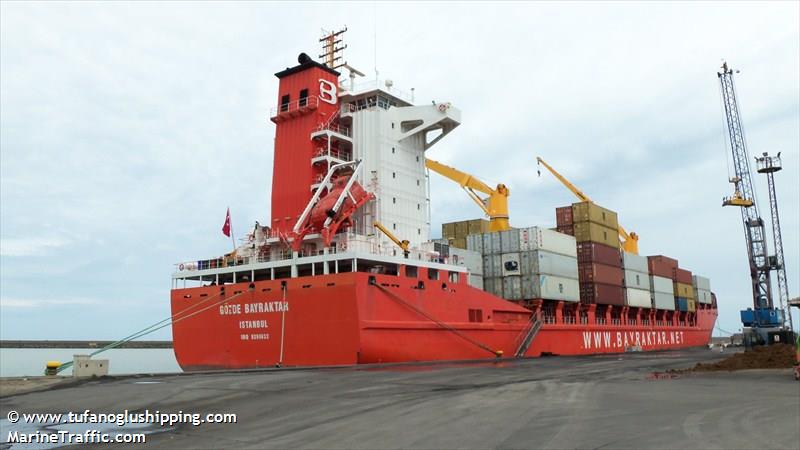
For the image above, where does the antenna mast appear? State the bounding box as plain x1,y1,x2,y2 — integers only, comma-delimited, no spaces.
319,27,348,70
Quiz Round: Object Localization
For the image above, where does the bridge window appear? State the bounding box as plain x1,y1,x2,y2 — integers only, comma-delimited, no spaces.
299,89,308,107
428,268,439,280
449,272,459,283
405,266,418,278
280,94,290,112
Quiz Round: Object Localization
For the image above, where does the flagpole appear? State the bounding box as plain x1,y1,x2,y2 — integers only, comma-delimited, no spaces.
229,207,236,251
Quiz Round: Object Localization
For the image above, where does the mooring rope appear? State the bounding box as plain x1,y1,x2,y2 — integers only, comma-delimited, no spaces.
55,290,242,373
372,282,502,358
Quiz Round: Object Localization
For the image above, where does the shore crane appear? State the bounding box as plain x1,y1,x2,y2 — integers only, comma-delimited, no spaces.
717,62,789,342
425,158,511,232
536,156,640,255
374,221,410,258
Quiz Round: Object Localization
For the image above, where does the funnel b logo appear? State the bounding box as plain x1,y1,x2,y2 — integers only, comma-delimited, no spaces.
319,79,337,105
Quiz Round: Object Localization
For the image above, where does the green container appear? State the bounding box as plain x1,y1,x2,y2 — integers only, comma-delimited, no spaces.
573,222,619,248
572,202,619,230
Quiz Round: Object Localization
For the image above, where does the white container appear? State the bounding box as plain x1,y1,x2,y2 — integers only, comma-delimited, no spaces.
520,250,578,280
484,277,503,297
521,274,580,302
625,287,652,308
502,276,522,300
450,247,483,275
649,275,674,295
466,234,483,255
695,287,712,304
652,291,675,310
468,273,484,290
483,254,501,277
501,253,521,276
520,227,578,258
624,269,651,291
622,252,648,273
500,229,521,253
692,275,711,291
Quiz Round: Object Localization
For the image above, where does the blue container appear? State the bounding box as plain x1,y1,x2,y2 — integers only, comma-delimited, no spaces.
675,297,688,312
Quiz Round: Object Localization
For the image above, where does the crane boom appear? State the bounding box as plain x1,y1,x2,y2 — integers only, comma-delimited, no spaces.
374,221,410,258
536,156,639,255
425,158,511,232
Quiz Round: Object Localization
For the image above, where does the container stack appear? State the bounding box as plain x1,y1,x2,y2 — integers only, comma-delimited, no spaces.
621,252,652,307
565,202,624,305
693,275,712,305
467,227,579,302
555,206,574,236
647,256,677,310
674,267,695,312
442,219,490,250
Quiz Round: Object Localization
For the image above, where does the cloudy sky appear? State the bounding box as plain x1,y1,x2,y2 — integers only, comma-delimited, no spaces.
1,2,798,340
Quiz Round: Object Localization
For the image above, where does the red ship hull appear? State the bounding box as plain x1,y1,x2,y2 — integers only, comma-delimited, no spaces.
170,271,717,370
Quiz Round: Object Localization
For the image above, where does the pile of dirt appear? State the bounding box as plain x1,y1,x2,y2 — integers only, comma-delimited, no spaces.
690,344,796,372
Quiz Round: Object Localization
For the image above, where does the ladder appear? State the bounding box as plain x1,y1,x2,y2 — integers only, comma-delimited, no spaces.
515,317,543,358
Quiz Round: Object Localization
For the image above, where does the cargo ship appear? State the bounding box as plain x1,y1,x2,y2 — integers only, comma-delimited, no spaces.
170,32,717,370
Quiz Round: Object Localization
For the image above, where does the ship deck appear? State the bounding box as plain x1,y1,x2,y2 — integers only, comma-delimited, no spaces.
3,348,798,449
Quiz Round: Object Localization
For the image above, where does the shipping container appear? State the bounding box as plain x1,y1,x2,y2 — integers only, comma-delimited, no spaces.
673,282,694,299
572,201,619,230
449,247,483,275
501,253,521,276
695,287,712,304
576,242,621,266
673,267,692,284
503,276,522,300
448,237,467,250
625,287,652,308
621,252,648,273
652,291,675,310
692,275,711,291
500,229,521,253
573,221,620,248
482,254,501,277
465,234,483,255
556,225,575,236
675,297,689,312
578,262,624,286
468,273,484,290
555,206,573,227
623,269,652,291
520,250,579,279
687,299,696,312
454,221,469,238
647,256,676,278
483,277,502,298
442,222,456,239
580,282,625,305
521,274,580,302
649,275,674,295
467,219,491,235
490,231,502,255
520,227,578,257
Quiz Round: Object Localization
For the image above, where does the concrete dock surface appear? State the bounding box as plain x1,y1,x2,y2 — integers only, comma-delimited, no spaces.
1,348,798,449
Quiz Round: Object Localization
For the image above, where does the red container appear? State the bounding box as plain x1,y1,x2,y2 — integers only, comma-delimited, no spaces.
556,225,574,236
647,255,677,278
578,262,624,286
556,206,573,227
673,267,692,284
580,282,625,305
576,242,621,266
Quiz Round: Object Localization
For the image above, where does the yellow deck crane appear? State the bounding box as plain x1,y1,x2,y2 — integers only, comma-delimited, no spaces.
374,221,411,258
536,156,640,255
425,158,511,232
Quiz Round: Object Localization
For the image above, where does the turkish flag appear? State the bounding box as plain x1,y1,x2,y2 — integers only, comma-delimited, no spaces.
222,208,231,237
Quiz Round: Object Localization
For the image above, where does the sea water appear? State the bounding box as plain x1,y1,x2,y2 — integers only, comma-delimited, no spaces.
0,348,181,377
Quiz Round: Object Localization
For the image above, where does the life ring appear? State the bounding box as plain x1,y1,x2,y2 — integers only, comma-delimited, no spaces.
179,263,185,271
437,103,447,112
248,234,255,243
341,242,348,251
